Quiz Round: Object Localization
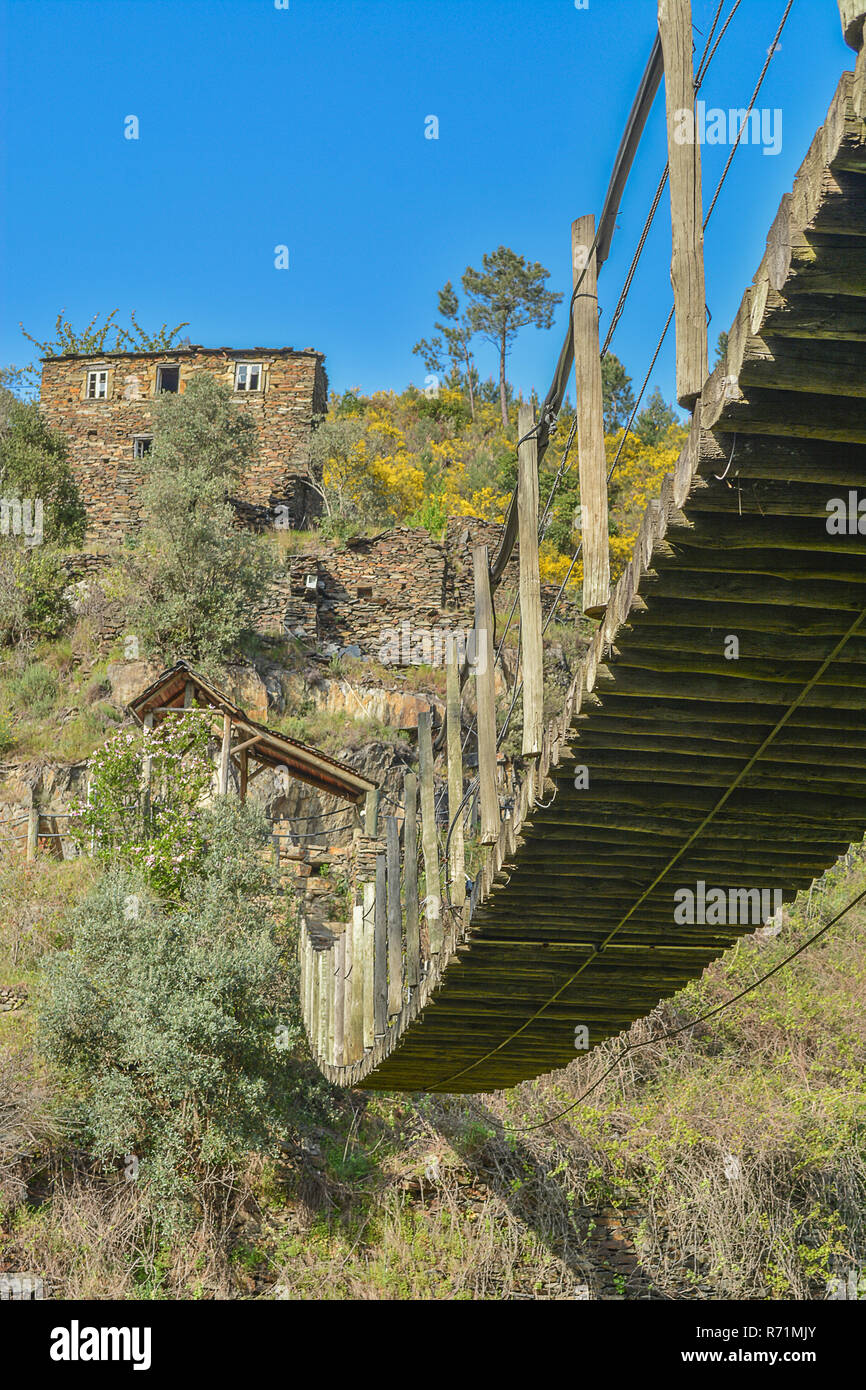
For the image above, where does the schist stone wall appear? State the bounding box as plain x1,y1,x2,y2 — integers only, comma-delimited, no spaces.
39,345,328,541
259,518,575,658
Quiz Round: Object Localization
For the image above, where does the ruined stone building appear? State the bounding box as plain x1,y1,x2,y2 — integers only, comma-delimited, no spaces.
39,344,328,541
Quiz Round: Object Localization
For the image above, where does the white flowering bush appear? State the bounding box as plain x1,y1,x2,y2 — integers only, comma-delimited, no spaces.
70,711,214,897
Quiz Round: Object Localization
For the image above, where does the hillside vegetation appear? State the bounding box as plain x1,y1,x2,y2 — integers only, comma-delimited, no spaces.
1,353,863,1302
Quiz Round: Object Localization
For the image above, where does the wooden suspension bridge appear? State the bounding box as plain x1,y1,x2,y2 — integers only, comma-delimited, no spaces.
299,0,866,1094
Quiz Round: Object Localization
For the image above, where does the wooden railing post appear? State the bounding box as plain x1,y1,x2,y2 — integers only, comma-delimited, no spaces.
26,794,39,863
403,772,421,988
303,930,313,1041
334,929,346,1064
374,852,387,1037
517,402,544,754
659,0,708,408
348,904,365,1061
445,647,465,909
417,711,442,956
472,544,500,844
218,712,232,796
385,815,403,1015
571,214,610,618
361,791,378,1052
310,942,320,1055
326,946,336,1065
342,913,354,1061
316,949,327,1058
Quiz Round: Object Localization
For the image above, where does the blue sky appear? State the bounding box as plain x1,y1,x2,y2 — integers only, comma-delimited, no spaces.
0,0,853,413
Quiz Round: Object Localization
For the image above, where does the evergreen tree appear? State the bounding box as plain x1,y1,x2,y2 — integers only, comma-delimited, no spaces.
462,247,562,426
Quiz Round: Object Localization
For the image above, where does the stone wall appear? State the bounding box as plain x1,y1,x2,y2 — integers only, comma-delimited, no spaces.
39,345,327,542
260,520,578,657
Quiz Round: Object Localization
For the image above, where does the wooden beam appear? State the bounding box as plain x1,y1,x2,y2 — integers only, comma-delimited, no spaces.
239,748,248,805
310,944,320,1056
363,879,376,1051
326,946,336,1065
317,949,327,1059
445,649,466,908
659,0,708,408
571,214,610,616
386,815,403,1016
418,711,442,955
348,904,364,1061
232,732,263,756
472,544,499,844
334,931,346,1065
403,772,420,988
26,797,39,863
517,401,544,755
218,712,231,796
374,852,387,1037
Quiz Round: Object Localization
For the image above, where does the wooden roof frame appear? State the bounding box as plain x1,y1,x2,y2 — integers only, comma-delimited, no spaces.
127,660,376,805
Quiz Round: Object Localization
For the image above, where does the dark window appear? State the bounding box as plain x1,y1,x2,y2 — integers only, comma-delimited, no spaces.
235,361,262,392
156,366,180,393
133,436,152,459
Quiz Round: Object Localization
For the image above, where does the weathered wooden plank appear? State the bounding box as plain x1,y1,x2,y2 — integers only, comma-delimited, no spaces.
374,853,387,1038
386,815,403,1016
659,0,708,407
445,649,466,910
571,214,610,615
403,771,421,989
517,401,545,753
218,712,231,796
418,711,442,955
473,544,500,842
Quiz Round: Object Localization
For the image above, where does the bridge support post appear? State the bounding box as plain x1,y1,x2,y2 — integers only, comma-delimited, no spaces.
571,214,610,618
26,794,39,863
517,402,544,754
386,815,403,1017
403,772,421,989
361,790,378,1051
374,850,387,1037
445,647,465,914
418,711,442,957
472,544,500,844
334,929,346,1064
348,904,365,1061
659,0,708,408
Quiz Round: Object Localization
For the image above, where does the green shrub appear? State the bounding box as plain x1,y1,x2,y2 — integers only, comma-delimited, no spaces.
38,804,305,1232
0,545,70,644
9,660,58,715
0,393,87,545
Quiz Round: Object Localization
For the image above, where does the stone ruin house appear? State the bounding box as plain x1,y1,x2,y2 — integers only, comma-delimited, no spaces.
39,343,328,542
